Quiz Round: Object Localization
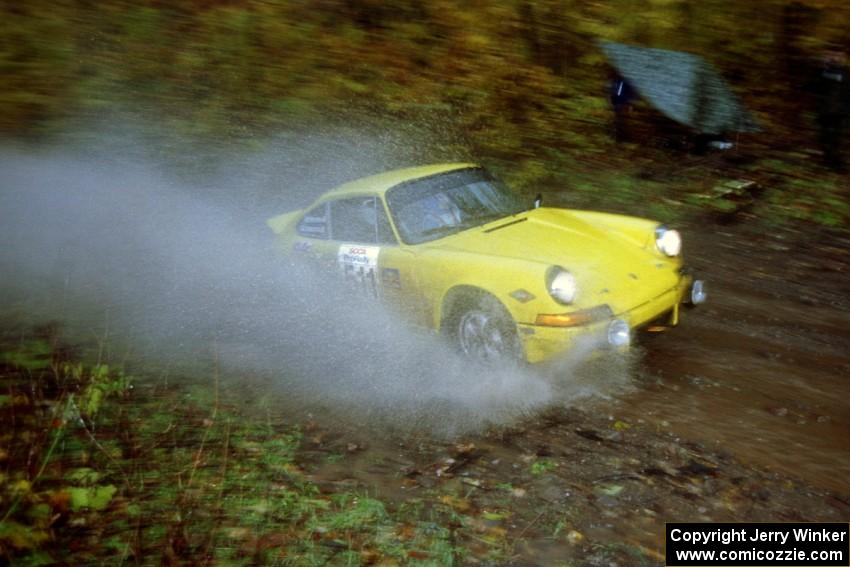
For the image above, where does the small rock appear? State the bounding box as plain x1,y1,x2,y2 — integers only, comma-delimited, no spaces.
647,461,678,477
598,484,624,497
600,430,624,442
452,443,476,456
596,495,619,508
435,458,455,477
69,517,88,528
541,485,564,502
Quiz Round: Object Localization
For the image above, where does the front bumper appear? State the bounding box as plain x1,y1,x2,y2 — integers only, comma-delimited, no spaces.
519,274,701,364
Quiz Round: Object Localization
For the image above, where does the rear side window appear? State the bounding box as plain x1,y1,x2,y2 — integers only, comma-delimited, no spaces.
296,203,329,239
329,197,396,244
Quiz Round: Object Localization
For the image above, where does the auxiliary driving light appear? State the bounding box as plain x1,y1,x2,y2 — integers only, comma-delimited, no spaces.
690,279,707,305
607,319,630,347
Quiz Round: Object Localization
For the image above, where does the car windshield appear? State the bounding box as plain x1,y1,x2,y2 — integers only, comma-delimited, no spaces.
385,168,526,244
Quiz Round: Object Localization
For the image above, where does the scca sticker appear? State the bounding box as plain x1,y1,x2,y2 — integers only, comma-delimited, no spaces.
337,244,381,297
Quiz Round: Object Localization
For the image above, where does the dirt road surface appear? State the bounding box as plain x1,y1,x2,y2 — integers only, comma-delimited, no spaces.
290,220,850,565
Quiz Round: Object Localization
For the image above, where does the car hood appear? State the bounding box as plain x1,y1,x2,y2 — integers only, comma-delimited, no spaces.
423,207,681,311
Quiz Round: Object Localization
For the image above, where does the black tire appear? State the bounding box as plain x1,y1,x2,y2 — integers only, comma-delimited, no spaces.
445,292,522,365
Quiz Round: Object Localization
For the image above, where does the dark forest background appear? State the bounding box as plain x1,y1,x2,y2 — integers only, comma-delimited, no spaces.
2,1,848,223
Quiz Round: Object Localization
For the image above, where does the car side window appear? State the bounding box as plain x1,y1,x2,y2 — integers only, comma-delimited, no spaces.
296,203,329,239
329,197,396,244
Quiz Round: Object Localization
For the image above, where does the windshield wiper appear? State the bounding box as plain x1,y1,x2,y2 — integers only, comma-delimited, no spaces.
419,212,508,238
419,224,466,237
465,212,510,225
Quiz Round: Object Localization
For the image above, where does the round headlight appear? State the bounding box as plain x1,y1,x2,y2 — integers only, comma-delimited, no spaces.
546,267,577,305
655,226,682,257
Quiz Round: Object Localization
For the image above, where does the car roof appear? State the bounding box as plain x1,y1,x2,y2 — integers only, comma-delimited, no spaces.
321,163,477,200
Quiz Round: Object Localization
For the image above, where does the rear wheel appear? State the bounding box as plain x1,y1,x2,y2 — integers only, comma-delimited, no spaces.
447,293,522,365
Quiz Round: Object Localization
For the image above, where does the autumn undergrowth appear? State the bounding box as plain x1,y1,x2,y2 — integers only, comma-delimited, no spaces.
0,328,472,565
491,143,850,233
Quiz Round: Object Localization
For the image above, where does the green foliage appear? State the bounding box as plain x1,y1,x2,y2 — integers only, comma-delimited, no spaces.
1,340,52,371
0,520,49,551
68,485,117,512
0,349,140,560
323,495,388,530
65,468,100,485
0,336,475,565
530,458,557,476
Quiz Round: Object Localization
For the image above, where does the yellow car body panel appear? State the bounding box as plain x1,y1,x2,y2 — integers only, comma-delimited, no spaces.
268,163,696,364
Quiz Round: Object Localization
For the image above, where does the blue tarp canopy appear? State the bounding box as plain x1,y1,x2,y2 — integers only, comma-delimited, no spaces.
599,40,759,135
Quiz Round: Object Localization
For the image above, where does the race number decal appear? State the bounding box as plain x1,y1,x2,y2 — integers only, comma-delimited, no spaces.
337,244,381,297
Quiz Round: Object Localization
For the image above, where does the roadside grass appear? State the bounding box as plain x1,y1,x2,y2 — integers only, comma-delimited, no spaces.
0,331,473,565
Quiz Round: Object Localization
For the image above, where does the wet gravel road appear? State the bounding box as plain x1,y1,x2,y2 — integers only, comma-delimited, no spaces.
292,220,850,564
624,222,850,495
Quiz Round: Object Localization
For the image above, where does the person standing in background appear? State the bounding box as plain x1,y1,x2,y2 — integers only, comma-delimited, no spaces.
609,73,636,143
812,49,850,172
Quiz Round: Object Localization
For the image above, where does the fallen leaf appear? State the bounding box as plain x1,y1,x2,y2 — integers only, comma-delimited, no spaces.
567,530,584,545
69,485,117,511
49,490,71,512
360,548,380,564
439,494,470,512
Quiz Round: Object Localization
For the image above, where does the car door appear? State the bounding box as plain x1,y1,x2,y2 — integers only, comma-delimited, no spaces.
369,198,427,327
328,196,387,296
316,195,426,325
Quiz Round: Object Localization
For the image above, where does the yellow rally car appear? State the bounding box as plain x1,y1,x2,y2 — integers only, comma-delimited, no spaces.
267,163,705,364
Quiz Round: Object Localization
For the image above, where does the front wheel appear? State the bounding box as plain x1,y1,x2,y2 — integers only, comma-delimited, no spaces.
451,295,522,365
